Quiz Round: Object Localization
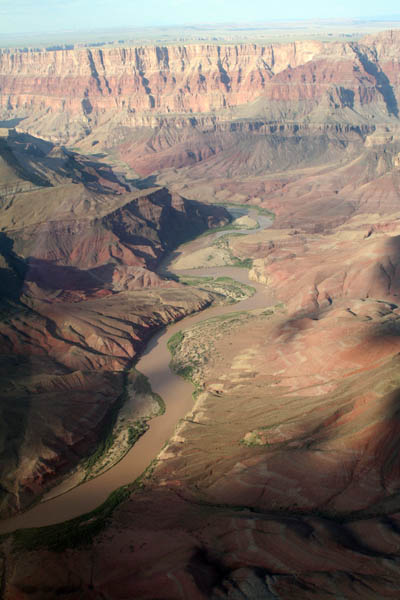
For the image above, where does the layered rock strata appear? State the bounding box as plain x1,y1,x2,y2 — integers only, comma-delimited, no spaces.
3,30,400,600
0,131,229,516
7,220,400,599
0,31,399,147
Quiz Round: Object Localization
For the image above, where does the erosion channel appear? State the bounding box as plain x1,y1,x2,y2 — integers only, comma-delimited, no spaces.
0,208,273,534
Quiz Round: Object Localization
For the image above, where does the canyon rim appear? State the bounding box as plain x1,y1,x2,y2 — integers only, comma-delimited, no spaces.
2,17,400,599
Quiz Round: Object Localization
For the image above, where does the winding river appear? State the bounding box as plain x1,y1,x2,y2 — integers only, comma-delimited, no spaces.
0,211,272,534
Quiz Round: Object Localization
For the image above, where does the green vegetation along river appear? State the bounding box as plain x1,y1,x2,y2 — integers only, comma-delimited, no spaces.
0,211,273,535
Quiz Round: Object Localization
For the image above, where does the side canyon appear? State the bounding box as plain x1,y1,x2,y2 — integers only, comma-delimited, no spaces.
2,29,400,600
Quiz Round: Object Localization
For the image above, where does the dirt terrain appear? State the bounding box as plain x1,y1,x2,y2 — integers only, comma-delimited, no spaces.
6,220,400,599
0,130,230,517
2,29,400,599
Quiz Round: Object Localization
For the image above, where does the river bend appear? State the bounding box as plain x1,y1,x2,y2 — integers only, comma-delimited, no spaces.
0,212,272,534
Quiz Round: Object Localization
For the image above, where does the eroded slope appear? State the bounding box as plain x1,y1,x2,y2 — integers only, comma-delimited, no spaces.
0,131,229,516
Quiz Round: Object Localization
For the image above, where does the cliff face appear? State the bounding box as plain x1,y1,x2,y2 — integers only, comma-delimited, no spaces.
0,132,229,517
1,32,400,144
5,31,400,600
0,41,325,115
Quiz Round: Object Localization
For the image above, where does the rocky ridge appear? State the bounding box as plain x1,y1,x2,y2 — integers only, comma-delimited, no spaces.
7,216,400,599
0,31,399,147
3,29,400,600
0,131,229,517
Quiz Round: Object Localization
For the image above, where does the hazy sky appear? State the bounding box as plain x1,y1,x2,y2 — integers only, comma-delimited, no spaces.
1,0,399,34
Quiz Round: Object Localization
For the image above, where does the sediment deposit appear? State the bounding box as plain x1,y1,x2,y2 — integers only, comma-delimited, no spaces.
0,131,229,517
3,29,400,600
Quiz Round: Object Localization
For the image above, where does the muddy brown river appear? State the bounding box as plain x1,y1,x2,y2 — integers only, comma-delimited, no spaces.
0,213,272,534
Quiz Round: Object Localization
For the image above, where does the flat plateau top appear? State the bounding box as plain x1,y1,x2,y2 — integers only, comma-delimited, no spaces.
2,19,400,49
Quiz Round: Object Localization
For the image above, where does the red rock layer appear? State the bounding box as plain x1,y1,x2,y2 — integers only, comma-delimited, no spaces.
0,42,325,115
0,31,399,144
0,133,230,517
6,298,400,599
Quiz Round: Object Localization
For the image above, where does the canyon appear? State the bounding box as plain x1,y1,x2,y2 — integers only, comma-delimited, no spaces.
0,130,230,518
2,28,400,599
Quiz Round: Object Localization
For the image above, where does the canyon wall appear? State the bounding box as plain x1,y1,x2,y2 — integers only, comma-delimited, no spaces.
4,31,400,600
1,31,400,144
0,41,328,115
0,132,230,517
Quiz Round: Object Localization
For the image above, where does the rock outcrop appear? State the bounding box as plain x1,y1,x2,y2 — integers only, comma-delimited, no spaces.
0,31,399,147
4,30,400,600
0,131,229,517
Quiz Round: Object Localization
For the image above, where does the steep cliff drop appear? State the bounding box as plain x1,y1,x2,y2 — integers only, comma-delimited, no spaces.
3,29,400,600
0,130,230,518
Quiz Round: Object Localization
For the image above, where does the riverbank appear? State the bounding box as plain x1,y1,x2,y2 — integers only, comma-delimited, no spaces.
0,211,273,535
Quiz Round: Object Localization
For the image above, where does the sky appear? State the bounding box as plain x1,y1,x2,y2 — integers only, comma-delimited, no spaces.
0,0,399,35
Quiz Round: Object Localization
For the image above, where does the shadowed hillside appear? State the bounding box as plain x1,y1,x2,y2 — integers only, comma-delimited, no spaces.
3,30,400,600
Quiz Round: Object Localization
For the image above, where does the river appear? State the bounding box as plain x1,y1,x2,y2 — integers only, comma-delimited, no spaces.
0,211,272,534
